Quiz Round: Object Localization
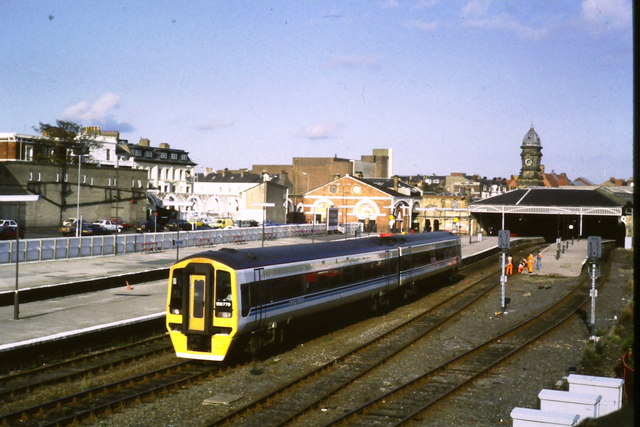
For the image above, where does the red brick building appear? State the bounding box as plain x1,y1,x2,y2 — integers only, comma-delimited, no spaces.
302,174,420,234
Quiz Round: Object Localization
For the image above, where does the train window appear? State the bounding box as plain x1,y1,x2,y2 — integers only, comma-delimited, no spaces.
169,270,185,314
282,275,304,299
192,279,205,319
215,270,232,318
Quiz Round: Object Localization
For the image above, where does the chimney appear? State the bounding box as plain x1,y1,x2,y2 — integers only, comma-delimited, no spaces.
393,176,399,192
355,171,364,178
159,142,170,149
139,138,150,147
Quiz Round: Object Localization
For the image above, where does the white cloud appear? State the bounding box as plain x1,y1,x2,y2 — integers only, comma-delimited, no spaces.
194,119,236,131
461,0,548,40
580,0,631,34
462,0,492,19
297,121,343,140
61,93,120,122
329,55,383,69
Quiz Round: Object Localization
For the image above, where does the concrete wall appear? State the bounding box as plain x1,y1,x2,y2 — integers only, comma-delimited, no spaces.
0,162,148,230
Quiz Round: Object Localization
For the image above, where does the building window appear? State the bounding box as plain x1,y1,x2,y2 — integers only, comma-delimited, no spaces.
82,175,87,184
56,173,60,182
170,153,178,160
90,177,94,185
180,154,188,161
160,152,168,159
144,151,152,158
64,174,68,182
108,178,112,186
134,149,142,156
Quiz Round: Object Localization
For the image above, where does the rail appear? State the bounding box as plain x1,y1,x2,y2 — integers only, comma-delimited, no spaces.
0,223,360,265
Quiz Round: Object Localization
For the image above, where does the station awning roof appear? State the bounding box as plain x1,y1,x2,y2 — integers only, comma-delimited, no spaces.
470,187,623,217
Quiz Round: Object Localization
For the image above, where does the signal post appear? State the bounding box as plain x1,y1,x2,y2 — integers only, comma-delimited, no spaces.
587,236,602,341
498,229,510,314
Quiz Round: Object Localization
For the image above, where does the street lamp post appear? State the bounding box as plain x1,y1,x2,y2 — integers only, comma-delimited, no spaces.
253,202,275,247
0,195,39,320
71,153,84,237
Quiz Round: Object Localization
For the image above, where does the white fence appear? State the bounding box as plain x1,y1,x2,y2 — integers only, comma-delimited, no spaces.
0,223,361,265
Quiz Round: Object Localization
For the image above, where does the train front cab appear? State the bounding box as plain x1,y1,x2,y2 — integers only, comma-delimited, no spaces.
166,258,237,361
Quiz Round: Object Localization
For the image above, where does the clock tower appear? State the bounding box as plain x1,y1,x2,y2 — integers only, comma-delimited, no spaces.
517,126,544,188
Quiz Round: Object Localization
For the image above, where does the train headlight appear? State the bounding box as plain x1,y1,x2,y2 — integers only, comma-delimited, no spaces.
172,308,181,315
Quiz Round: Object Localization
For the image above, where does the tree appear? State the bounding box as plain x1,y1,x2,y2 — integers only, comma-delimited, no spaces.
32,120,101,165
31,120,103,224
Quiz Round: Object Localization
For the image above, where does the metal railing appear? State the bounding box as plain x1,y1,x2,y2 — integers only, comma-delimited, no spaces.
0,223,361,265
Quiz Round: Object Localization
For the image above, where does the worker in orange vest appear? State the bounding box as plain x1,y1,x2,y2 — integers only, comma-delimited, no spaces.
505,254,513,276
517,259,526,273
527,253,534,273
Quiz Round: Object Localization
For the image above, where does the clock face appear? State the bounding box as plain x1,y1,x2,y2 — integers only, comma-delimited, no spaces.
352,185,361,194
524,158,533,166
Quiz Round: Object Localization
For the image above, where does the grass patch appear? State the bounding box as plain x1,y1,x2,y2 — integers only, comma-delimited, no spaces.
580,301,634,378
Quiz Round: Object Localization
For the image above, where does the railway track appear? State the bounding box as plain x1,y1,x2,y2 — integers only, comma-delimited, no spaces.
210,264,506,426
0,360,217,426
205,244,589,427
326,275,591,426
0,334,172,401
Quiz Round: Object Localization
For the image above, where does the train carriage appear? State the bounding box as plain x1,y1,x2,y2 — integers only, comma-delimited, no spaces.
166,231,461,361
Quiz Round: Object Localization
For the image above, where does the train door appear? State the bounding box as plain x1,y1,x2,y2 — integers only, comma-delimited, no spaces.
252,268,267,327
188,274,207,332
186,267,235,333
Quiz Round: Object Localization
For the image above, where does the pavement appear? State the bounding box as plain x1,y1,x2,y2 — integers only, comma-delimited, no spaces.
0,234,589,353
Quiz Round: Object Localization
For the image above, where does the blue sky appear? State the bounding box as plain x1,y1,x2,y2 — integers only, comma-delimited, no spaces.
1,0,632,183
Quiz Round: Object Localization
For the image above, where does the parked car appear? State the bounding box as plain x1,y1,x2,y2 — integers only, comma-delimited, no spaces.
64,223,110,236
110,218,132,230
165,219,194,231
188,219,206,228
0,219,24,240
59,218,79,236
236,219,259,228
211,218,234,229
135,220,158,233
93,219,124,233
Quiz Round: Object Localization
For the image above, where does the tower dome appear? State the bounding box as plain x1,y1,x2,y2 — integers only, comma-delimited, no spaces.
522,126,541,147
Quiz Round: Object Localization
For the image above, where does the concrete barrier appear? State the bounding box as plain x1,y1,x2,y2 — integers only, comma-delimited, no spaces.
567,374,624,416
538,389,601,419
510,407,580,426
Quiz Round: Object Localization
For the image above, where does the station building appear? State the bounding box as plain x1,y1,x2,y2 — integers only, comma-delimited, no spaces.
302,174,420,234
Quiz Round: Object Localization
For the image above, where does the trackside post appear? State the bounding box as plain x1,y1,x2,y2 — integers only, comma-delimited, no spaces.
587,236,602,341
498,229,510,313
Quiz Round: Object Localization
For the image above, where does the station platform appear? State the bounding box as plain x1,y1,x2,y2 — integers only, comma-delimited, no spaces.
0,234,585,357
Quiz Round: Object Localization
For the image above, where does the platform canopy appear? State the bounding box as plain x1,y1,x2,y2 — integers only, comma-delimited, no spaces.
469,187,628,243
470,187,623,217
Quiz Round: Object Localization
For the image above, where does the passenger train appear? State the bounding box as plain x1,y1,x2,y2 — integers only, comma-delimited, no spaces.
166,231,461,361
